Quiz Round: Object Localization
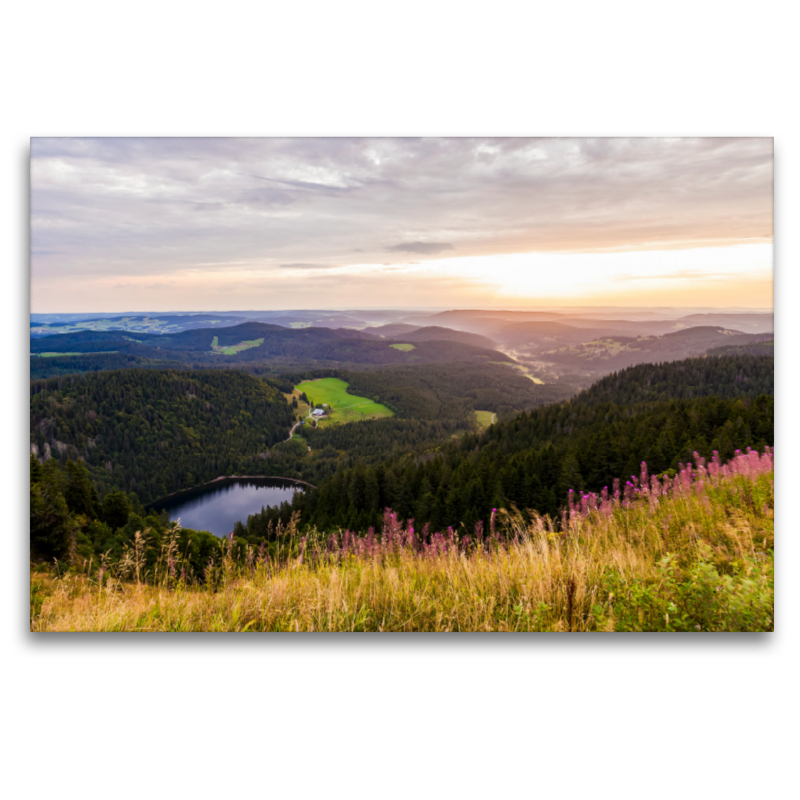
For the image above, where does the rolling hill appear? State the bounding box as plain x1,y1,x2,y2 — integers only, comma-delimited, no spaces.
536,327,773,378
30,321,518,374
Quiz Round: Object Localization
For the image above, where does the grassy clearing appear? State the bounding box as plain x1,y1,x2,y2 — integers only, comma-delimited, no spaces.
31,451,773,632
390,343,415,352
283,389,311,421
475,410,496,427
507,364,547,384
32,350,119,358
210,337,264,355
295,378,393,424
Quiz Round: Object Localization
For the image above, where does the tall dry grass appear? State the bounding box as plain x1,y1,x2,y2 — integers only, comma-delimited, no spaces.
30,449,774,632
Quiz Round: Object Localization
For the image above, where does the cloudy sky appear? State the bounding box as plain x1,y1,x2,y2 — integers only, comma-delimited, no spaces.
30,137,773,312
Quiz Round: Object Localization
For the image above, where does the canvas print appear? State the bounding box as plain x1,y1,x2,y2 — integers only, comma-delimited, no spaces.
29,137,774,631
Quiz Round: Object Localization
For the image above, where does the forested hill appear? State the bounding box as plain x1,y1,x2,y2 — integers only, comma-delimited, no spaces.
391,326,498,349
705,340,774,358
30,352,191,381
29,370,294,503
30,321,516,369
573,354,774,406
288,395,773,536
537,326,772,376
239,355,774,539
341,362,573,420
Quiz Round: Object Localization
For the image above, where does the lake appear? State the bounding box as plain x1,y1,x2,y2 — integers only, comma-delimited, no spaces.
149,477,305,537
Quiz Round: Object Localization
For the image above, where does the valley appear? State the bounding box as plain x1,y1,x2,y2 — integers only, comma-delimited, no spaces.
29,308,773,393
29,307,775,632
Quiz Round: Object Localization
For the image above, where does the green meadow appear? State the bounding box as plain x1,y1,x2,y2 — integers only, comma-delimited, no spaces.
32,351,117,358
210,336,264,355
295,377,394,424
390,343,415,352
474,410,496,427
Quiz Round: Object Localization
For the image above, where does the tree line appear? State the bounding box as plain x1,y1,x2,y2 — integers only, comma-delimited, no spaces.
239,355,774,537
31,454,230,579
30,369,294,503
29,353,774,555
574,354,773,405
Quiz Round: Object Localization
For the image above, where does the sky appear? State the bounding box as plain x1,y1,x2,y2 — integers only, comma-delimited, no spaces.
30,137,774,312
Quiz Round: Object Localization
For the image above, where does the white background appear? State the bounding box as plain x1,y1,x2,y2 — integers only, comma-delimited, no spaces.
3,2,796,798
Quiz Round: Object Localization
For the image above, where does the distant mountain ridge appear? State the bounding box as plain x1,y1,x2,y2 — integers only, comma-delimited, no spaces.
30,320,516,370
522,326,772,381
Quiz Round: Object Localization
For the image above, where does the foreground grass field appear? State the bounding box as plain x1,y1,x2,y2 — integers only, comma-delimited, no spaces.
295,377,394,424
31,449,773,632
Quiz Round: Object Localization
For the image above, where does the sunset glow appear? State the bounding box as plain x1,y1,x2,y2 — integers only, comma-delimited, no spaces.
30,137,773,312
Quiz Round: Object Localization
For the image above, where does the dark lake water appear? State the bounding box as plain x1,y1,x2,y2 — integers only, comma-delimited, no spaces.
149,478,305,537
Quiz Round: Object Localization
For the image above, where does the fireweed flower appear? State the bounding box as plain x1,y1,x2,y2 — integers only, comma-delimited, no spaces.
283,448,772,561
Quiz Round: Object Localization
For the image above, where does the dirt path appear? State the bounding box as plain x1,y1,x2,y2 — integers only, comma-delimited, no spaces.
282,409,314,443
283,420,301,442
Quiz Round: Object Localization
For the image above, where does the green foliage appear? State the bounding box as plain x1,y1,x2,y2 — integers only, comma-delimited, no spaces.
593,552,774,632
211,337,264,355
30,457,76,562
31,467,774,632
295,377,394,422
341,362,573,421
30,321,517,369
64,459,98,517
29,352,190,380
29,369,294,503
248,390,773,537
575,355,773,406
101,490,131,530
30,455,227,581
29,350,775,597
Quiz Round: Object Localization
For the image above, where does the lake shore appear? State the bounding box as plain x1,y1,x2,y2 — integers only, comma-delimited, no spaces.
146,474,316,509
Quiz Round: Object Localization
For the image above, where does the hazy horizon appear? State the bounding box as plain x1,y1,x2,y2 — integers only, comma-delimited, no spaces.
31,137,773,314
31,304,774,317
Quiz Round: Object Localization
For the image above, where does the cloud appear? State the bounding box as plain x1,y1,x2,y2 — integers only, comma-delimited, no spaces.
386,242,454,255
29,137,773,310
279,263,337,270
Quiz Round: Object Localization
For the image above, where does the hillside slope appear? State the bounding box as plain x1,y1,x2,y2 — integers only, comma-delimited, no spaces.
535,326,772,377
243,355,774,536
575,354,774,405
30,321,516,371
30,369,294,503
31,448,774,632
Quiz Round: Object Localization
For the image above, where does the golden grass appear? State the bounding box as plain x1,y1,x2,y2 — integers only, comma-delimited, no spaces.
31,471,773,632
